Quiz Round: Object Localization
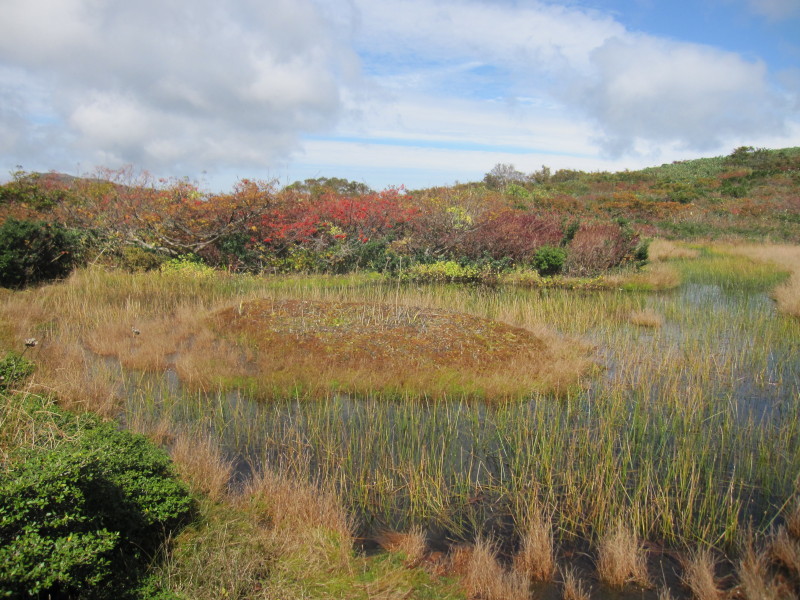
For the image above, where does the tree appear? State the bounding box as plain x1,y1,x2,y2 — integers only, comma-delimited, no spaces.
483,163,528,190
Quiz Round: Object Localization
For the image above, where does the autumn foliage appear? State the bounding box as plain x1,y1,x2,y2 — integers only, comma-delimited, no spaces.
0,161,676,281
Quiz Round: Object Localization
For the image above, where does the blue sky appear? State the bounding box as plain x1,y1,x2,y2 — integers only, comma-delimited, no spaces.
1,0,798,191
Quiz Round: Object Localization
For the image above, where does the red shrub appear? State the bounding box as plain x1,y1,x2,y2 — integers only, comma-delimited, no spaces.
461,209,564,262
565,223,638,275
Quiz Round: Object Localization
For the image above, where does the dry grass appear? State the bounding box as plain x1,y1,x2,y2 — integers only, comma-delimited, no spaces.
512,499,555,582
649,239,701,262
0,266,594,404
202,298,590,400
451,538,529,600
737,531,784,600
560,565,591,600
785,498,800,539
630,308,664,328
376,526,427,567
170,433,235,502
724,244,800,318
682,547,722,600
241,468,353,561
596,520,650,589
771,526,800,576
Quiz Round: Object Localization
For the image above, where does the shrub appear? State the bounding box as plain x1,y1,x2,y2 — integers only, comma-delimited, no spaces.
0,218,82,288
531,246,566,276
565,223,639,276
0,415,194,598
461,210,564,262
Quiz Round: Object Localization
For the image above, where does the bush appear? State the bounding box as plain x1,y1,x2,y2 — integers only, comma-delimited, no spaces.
0,415,194,598
0,218,82,288
531,246,566,276
564,223,639,276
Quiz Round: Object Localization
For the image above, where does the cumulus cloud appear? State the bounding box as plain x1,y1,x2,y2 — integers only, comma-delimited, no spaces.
0,0,360,175
568,35,787,155
348,0,794,158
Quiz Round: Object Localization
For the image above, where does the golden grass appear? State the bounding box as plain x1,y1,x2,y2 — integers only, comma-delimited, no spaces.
682,548,722,600
0,266,593,404
737,531,784,600
376,526,427,567
170,433,234,502
630,308,664,328
451,538,529,600
786,499,800,539
723,244,800,318
199,298,589,400
512,499,555,582
596,520,650,589
560,565,591,600
649,239,701,262
771,526,800,576
241,468,353,557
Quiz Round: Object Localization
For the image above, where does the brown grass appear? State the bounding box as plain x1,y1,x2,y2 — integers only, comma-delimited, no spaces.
375,526,427,567
771,526,800,576
785,498,800,540
630,308,664,328
170,433,235,502
560,565,591,600
241,468,353,560
724,244,800,318
649,239,701,262
737,531,784,600
451,538,529,600
201,298,589,400
682,547,722,600
512,499,555,582
596,520,650,589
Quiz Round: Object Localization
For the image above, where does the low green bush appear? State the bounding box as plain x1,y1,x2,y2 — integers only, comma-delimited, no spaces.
0,218,82,288
399,260,494,284
531,245,567,276
0,408,193,599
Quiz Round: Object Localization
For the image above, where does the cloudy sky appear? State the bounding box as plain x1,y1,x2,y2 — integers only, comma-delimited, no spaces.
1,0,799,190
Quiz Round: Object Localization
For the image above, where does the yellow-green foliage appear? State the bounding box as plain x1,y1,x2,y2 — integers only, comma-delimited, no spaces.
400,260,492,284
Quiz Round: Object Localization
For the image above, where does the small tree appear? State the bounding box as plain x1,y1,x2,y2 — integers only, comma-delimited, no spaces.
483,163,527,190
0,218,82,288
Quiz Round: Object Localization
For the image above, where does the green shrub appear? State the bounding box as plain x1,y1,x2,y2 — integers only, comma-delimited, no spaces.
0,352,35,390
0,218,82,288
0,416,194,598
531,245,567,276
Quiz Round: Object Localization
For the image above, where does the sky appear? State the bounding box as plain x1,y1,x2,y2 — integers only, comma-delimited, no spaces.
0,0,799,191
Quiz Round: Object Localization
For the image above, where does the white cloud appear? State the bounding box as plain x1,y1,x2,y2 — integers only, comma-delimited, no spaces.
0,0,797,188
0,0,361,175
569,35,788,155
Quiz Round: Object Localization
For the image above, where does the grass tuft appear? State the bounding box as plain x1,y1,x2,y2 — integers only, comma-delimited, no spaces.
596,520,650,589
560,565,591,600
512,499,555,582
451,538,529,600
682,547,722,600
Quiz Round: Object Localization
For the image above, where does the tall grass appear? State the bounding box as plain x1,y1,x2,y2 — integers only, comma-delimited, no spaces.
2,244,800,595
